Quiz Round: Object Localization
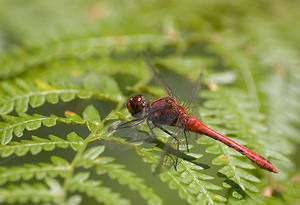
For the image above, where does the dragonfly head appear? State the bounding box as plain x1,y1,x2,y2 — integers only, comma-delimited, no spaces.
126,95,146,118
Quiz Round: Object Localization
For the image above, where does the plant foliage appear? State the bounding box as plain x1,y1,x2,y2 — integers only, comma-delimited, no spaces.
0,0,299,204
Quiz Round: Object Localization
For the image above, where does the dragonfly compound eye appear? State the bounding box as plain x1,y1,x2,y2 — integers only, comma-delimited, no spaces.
126,95,145,117
126,97,134,115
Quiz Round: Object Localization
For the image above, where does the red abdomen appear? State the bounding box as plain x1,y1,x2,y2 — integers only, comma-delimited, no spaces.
186,116,278,173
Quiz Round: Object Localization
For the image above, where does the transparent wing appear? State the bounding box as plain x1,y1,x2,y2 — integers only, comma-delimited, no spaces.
143,53,203,116
142,53,181,102
183,72,203,109
154,136,178,175
153,126,196,174
152,118,191,174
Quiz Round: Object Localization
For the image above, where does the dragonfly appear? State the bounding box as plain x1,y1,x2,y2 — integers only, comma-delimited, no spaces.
117,54,278,173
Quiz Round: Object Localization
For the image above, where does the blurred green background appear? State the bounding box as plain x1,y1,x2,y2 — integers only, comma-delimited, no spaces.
0,0,300,205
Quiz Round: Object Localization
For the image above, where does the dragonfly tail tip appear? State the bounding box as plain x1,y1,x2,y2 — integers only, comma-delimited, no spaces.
271,167,278,173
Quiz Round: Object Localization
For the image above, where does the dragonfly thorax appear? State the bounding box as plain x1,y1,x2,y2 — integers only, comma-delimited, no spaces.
126,95,147,118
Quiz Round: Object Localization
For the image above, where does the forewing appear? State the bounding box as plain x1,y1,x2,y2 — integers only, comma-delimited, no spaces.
153,121,192,175
183,72,203,109
142,53,181,102
153,136,178,175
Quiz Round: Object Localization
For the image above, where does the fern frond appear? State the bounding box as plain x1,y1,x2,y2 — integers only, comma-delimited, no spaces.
231,174,300,205
69,172,130,205
98,162,163,205
0,1,299,204
139,148,226,204
245,19,300,174
0,113,85,145
202,12,300,177
198,88,275,198
0,34,175,79
0,133,83,158
79,145,163,205
0,155,70,185
0,78,95,115
0,178,61,204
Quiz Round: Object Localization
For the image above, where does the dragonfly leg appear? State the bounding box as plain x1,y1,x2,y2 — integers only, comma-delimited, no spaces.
117,118,145,129
174,139,179,171
154,124,180,171
183,130,189,152
146,118,157,141
124,118,157,142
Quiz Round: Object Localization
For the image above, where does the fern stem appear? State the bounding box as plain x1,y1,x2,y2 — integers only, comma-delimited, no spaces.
220,144,245,191
239,63,260,109
57,101,125,204
0,141,81,151
58,140,89,204
0,117,60,133
181,160,215,204
58,125,102,204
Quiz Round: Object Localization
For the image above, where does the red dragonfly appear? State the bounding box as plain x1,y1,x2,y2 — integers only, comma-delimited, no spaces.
117,54,278,173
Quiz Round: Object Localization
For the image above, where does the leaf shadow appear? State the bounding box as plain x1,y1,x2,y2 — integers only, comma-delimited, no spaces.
125,129,210,170
217,172,249,198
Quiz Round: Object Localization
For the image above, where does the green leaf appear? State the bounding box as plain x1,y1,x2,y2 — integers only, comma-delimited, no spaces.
206,144,222,155
83,105,101,122
51,155,69,166
46,93,59,104
0,128,13,144
0,113,85,145
0,78,110,115
0,182,54,204
90,160,163,205
64,111,83,122
0,134,83,157
212,155,228,166
29,95,46,108
83,146,105,160
15,97,29,114
60,92,76,102
0,158,70,185
0,101,14,115
77,90,92,99
67,132,84,151
83,105,101,131
67,195,82,205
69,177,130,205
